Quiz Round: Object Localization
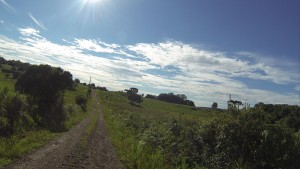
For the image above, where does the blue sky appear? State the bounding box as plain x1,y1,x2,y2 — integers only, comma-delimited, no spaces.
0,0,299,108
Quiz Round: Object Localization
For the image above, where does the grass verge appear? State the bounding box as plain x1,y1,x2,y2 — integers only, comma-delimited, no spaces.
0,131,57,168
78,91,99,147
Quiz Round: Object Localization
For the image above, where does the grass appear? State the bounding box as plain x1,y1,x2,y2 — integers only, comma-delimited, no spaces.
79,95,99,147
103,106,168,168
64,84,92,129
99,91,224,124
0,67,92,168
0,68,16,89
98,90,221,168
0,131,57,168
0,64,12,71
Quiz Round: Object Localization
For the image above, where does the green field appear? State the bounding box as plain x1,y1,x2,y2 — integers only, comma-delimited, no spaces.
98,90,226,168
98,90,299,169
0,68,91,168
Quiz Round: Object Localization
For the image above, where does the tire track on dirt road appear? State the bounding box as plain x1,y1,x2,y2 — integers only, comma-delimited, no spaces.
7,90,123,169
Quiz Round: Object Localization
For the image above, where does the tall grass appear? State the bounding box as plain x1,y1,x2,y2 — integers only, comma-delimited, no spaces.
98,91,219,168
0,131,57,168
0,69,16,89
64,84,92,129
99,91,299,168
102,105,168,169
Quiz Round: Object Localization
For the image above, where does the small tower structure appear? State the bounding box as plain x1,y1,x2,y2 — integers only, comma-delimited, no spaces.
227,94,243,110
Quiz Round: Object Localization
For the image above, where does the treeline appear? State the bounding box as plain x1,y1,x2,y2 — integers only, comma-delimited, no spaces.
254,102,300,131
0,57,30,79
0,57,89,137
145,93,195,107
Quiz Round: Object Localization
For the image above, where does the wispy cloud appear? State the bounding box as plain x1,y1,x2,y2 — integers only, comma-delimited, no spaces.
18,27,42,37
28,13,47,30
236,51,300,84
0,27,299,107
0,0,15,12
295,85,300,92
128,41,300,86
74,39,136,58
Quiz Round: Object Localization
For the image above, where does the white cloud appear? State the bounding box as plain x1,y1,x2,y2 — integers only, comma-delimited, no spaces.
74,39,118,54
128,41,300,85
236,51,300,84
28,13,47,30
0,27,299,108
127,41,300,106
295,85,300,92
74,38,136,58
18,27,41,37
0,0,15,12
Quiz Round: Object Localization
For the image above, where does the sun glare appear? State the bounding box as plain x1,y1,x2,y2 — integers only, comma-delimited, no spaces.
84,0,101,4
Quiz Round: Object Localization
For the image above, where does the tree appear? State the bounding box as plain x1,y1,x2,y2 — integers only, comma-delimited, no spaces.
177,94,187,100
128,93,143,104
145,94,156,99
15,65,73,131
126,87,138,94
97,87,108,91
74,78,80,84
126,88,143,105
74,78,80,88
212,102,218,109
0,56,6,64
157,93,195,106
185,100,195,107
89,83,96,89
15,65,73,101
13,71,21,79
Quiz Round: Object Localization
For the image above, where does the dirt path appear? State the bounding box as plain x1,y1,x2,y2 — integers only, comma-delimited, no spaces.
7,91,123,169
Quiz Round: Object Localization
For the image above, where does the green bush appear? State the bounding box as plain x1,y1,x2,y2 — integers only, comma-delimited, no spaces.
114,107,300,168
75,95,87,111
0,87,34,136
199,110,299,168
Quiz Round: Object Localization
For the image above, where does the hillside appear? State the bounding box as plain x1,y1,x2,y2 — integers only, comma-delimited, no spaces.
99,90,300,169
1,58,299,169
0,60,92,168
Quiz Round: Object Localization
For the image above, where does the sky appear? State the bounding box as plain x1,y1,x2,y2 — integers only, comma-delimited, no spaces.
0,0,299,108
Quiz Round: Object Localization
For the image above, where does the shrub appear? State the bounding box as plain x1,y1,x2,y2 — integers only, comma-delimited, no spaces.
75,95,87,111
12,71,21,79
0,87,31,136
127,93,143,104
41,96,66,131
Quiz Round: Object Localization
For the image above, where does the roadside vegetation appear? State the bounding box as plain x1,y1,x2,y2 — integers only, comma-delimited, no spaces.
99,90,300,169
0,57,91,168
1,57,299,169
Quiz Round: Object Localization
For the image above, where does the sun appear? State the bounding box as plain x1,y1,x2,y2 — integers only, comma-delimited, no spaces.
84,0,101,4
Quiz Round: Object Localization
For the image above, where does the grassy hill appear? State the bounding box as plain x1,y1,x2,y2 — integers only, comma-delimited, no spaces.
98,90,300,169
0,64,92,168
98,90,228,168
